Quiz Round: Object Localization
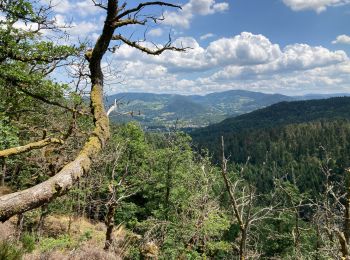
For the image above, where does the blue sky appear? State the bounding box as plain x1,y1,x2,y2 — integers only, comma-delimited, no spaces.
38,0,350,95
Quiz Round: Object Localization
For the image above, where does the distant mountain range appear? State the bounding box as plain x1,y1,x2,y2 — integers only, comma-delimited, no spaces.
106,90,350,129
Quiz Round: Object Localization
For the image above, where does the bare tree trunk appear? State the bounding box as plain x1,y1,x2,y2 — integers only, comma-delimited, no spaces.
239,228,247,260
221,136,247,259
344,172,350,244
104,202,116,250
94,204,100,221
68,213,73,236
293,209,301,255
1,160,6,187
16,213,24,240
36,204,49,238
337,231,349,259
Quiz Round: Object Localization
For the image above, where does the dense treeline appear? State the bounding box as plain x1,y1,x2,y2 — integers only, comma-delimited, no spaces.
192,96,350,137
193,118,350,194
192,98,350,197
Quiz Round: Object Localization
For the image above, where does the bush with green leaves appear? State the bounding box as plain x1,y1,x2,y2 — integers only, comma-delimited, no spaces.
0,241,23,260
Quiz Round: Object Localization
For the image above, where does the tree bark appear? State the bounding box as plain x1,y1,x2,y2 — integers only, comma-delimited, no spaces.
1,160,6,187
104,202,117,250
337,230,349,259
16,213,24,240
239,228,247,260
0,138,63,159
36,204,49,237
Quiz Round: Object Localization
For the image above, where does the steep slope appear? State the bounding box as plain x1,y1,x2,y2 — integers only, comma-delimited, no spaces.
191,97,350,136
191,97,350,164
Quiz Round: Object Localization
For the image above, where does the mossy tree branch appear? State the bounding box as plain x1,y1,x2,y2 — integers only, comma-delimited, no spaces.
0,138,63,159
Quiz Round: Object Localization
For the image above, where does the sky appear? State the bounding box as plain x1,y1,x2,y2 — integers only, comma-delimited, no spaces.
41,0,350,95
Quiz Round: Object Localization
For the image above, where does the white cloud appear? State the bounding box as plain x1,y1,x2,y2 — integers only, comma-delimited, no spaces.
200,33,215,40
112,32,347,75
206,32,282,66
148,28,163,37
75,0,104,16
189,0,229,15
282,0,350,13
332,34,350,44
163,0,229,28
210,43,347,80
107,32,350,95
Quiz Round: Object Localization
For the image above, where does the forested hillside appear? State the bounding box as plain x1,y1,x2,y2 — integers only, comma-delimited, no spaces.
2,0,350,260
192,97,350,193
191,96,350,138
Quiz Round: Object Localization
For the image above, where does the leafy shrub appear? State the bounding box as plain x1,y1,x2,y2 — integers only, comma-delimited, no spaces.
39,235,76,252
20,233,36,253
0,240,23,260
79,230,93,242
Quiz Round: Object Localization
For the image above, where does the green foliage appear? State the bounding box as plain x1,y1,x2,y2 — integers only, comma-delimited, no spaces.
0,241,23,260
20,233,36,253
79,230,93,242
0,117,18,150
39,235,76,252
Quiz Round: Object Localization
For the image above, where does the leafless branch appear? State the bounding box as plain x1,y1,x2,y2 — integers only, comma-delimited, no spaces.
116,1,181,20
112,34,186,55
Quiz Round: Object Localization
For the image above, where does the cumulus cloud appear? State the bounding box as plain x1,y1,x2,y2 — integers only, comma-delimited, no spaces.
107,32,350,95
206,32,282,66
163,0,229,28
332,34,350,44
112,32,347,76
113,32,284,71
75,0,104,16
210,43,347,81
200,33,215,40
282,0,350,13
